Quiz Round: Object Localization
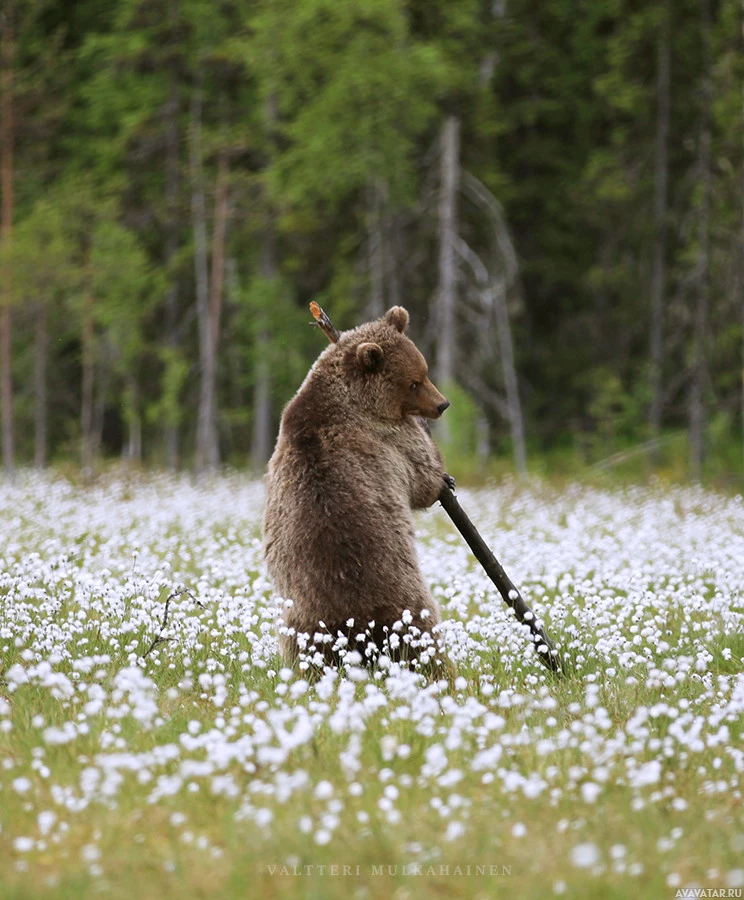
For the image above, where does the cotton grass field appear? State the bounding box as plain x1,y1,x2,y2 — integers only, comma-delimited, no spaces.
0,472,743,899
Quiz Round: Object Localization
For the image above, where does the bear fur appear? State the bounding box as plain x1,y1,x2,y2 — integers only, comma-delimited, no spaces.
263,306,449,668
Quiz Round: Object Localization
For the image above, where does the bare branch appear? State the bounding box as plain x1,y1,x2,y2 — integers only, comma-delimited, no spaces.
590,433,685,472
454,235,489,291
458,366,510,421
454,234,527,473
142,588,203,659
460,170,518,284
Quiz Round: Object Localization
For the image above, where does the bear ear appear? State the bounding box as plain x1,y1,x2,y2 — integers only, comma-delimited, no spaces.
384,306,409,333
356,342,384,372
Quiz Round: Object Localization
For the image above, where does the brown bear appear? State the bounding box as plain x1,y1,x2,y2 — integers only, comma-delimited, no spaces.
263,305,450,670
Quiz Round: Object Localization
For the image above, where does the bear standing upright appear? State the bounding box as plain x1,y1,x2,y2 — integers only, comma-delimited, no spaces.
263,306,450,668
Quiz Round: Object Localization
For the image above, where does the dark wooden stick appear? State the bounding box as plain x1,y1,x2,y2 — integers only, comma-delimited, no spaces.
438,483,564,674
307,301,564,675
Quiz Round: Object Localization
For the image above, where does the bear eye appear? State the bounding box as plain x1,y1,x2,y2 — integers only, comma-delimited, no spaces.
410,381,419,392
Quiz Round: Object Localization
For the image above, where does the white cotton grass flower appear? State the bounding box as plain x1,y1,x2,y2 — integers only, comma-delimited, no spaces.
13,838,35,853
81,844,101,863
444,821,465,841
2,473,744,888
570,843,601,869
12,777,32,794
313,781,333,801
254,809,273,829
37,811,57,836
580,782,601,804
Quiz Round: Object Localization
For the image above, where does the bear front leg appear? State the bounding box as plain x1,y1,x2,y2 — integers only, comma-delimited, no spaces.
406,424,446,510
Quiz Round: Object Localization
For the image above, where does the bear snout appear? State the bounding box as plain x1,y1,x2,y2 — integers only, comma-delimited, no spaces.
417,381,449,418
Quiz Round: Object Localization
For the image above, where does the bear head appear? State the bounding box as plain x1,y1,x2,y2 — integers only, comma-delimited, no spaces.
340,306,449,422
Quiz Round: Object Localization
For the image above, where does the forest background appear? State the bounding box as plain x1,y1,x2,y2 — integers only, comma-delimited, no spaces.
0,0,742,485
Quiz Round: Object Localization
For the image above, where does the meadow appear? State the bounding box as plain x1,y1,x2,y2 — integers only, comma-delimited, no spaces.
0,471,743,899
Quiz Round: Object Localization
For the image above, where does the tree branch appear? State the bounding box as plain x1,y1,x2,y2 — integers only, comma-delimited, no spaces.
460,170,518,283
142,588,203,659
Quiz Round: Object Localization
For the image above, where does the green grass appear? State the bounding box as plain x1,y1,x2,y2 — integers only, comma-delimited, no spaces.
2,646,741,899
1,473,743,899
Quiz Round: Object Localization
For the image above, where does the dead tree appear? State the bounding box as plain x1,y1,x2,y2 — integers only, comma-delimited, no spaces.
459,171,527,474
436,116,460,389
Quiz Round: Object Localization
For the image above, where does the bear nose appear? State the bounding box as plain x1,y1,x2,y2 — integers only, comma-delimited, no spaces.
437,400,450,415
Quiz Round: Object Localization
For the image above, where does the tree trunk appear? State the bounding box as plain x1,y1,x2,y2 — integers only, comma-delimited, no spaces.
740,0,744,468
190,85,219,474
454,234,527,474
209,150,229,357
34,301,47,469
251,94,278,470
689,0,712,481
124,375,141,464
251,228,275,470
492,277,527,474
0,11,14,477
92,351,107,460
385,210,402,309
81,278,95,479
649,0,670,449
367,179,385,318
476,414,489,475
436,116,460,388
164,13,180,470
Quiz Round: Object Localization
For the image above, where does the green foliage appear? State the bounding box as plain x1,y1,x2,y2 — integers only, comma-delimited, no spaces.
149,347,189,431
1,197,77,302
582,367,649,460
89,219,159,370
238,274,314,402
251,0,443,209
436,380,482,463
1,0,743,479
